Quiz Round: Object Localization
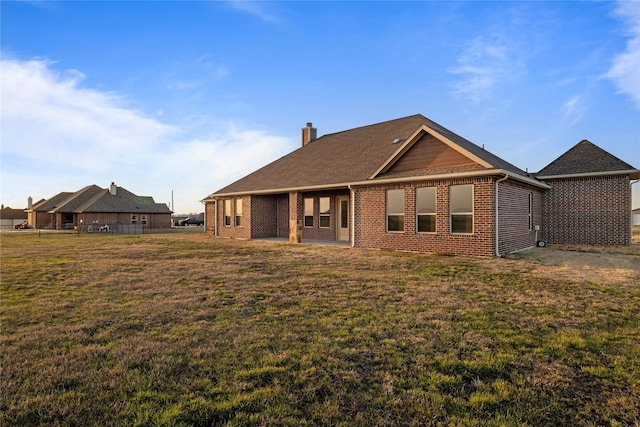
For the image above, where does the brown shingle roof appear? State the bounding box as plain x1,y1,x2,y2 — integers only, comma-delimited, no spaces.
211,114,532,196
32,185,171,214
536,139,638,177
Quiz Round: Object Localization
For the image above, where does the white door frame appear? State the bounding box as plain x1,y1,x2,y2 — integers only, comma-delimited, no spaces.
337,196,350,241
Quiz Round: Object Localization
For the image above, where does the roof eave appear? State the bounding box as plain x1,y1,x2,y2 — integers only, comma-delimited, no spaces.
205,168,549,199
536,169,640,180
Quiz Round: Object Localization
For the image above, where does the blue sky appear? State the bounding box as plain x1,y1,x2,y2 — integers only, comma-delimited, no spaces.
2,0,639,214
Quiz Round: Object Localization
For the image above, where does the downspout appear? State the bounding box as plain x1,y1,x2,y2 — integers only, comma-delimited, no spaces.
348,185,355,247
631,179,639,233
495,174,509,257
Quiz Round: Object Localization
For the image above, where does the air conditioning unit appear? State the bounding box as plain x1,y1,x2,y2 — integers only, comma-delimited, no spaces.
536,240,548,248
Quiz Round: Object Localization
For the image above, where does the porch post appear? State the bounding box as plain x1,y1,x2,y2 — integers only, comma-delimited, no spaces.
289,192,303,243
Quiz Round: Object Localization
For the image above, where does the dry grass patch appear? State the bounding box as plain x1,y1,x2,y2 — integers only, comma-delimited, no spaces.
1,232,639,426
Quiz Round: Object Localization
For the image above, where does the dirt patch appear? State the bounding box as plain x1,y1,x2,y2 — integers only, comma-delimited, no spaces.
502,240,640,286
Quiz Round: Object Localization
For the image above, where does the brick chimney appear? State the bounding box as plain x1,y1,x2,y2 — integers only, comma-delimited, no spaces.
302,122,317,146
109,182,117,196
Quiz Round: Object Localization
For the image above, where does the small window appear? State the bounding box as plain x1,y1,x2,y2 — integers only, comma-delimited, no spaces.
224,199,231,227
319,197,330,228
387,189,405,232
528,192,533,231
140,215,148,225
304,198,314,227
450,184,473,234
416,187,436,233
235,198,242,227
131,215,138,225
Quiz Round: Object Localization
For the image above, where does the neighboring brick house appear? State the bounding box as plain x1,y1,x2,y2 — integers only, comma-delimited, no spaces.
202,114,639,256
0,205,29,229
27,182,172,230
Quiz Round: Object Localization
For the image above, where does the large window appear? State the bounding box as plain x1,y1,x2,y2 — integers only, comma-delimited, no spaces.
224,199,231,227
386,189,405,232
304,198,314,227
416,187,436,233
235,198,242,227
450,184,473,234
319,197,330,228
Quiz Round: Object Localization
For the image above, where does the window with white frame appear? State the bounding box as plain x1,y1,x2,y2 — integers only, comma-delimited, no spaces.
131,215,138,224
235,198,242,227
304,198,314,227
386,189,405,232
319,197,330,228
450,184,473,234
416,187,436,233
140,215,148,225
224,199,231,227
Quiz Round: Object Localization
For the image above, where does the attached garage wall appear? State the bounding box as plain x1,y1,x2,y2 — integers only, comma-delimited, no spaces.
542,175,631,246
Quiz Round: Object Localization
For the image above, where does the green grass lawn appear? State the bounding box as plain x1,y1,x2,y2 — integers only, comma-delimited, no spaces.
1,233,639,426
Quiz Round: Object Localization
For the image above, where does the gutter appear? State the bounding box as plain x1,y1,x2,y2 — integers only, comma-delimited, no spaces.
205,168,549,199
536,169,640,180
495,174,509,257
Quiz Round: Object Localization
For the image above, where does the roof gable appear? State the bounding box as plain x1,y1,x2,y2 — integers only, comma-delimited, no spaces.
537,139,638,177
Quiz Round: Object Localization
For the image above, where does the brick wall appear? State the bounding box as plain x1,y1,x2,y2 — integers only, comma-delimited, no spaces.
497,180,543,254
216,196,251,239
542,175,631,246
354,177,496,257
251,195,278,238
205,202,216,233
296,190,349,241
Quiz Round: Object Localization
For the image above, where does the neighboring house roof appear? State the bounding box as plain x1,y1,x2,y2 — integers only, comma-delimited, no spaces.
31,184,171,214
633,208,640,214
210,114,542,197
0,207,28,220
32,192,74,212
536,139,640,179
79,187,172,213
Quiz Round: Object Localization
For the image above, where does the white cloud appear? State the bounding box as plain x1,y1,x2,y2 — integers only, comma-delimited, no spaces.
227,0,276,23
607,0,640,109
0,58,293,213
449,35,524,102
561,95,585,125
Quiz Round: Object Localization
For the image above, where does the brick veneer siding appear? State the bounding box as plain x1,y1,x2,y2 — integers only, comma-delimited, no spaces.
251,195,279,238
216,196,251,239
205,201,216,233
496,180,543,254
541,175,631,246
354,177,496,257
296,190,350,241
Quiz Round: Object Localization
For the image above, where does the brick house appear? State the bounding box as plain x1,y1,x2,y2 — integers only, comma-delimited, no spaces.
27,182,172,230
202,115,639,256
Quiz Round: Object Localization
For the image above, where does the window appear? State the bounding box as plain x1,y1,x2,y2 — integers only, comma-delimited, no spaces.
416,187,436,233
528,192,533,231
224,199,231,226
131,215,138,224
450,184,473,234
140,215,148,225
235,198,242,227
319,197,330,228
304,198,314,227
386,189,405,232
